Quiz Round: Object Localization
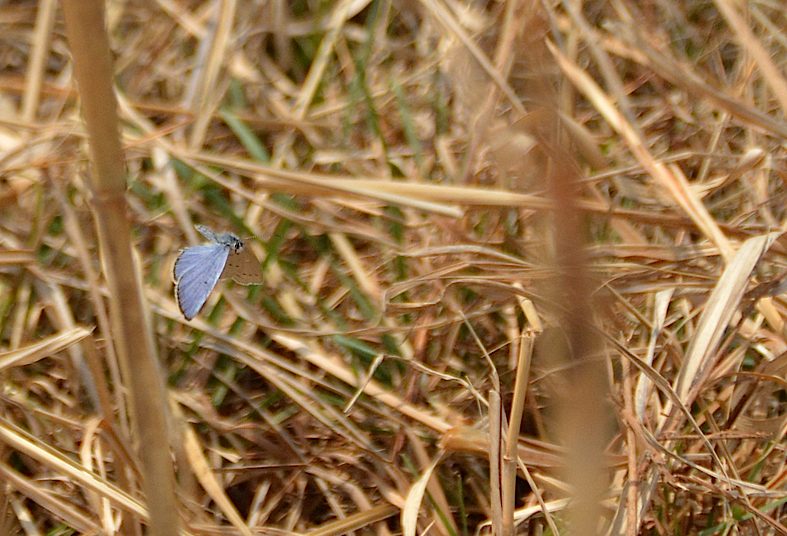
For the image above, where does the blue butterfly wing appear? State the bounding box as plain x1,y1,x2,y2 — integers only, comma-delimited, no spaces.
174,244,218,281
174,244,229,320
195,224,220,243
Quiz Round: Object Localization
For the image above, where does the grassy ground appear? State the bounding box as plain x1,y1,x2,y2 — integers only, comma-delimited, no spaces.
0,0,785,534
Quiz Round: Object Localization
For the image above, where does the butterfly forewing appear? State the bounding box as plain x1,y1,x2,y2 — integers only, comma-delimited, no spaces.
195,224,220,243
174,243,230,319
174,244,218,281
221,244,263,285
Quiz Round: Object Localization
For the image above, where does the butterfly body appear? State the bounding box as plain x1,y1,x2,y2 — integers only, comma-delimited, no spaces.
173,225,262,320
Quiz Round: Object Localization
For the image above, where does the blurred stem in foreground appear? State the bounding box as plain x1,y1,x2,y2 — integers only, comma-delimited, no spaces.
535,34,610,536
547,112,609,536
61,1,180,535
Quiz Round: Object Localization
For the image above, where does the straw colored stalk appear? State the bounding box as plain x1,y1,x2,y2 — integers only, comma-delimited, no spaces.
528,39,609,536
61,1,179,534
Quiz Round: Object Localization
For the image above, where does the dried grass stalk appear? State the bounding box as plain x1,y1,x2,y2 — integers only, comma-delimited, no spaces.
60,1,179,534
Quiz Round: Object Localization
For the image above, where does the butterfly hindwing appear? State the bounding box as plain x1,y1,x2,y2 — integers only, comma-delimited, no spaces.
221,244,263,285
174,243,230,320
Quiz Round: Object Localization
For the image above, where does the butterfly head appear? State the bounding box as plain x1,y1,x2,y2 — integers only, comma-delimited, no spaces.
228,236,244,254
213,232,245,253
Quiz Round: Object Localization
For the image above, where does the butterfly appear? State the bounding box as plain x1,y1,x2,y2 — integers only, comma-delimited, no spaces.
173,224,263,320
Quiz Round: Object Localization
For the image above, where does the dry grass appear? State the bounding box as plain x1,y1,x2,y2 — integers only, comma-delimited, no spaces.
0,0,786,535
